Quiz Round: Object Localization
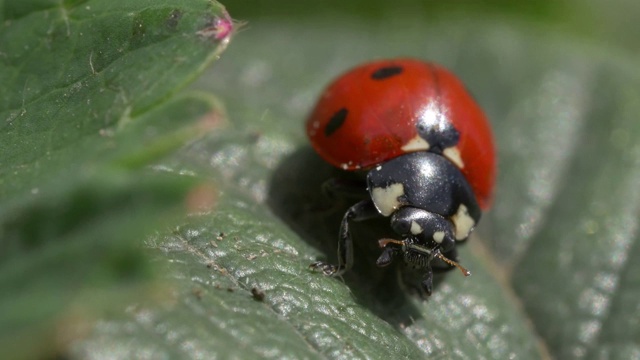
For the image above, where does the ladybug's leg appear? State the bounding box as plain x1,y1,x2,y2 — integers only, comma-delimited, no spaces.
310,200,380,276
421,265,435,296
375,246,398,267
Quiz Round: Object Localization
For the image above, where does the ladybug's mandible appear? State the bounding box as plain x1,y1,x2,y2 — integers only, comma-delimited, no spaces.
307,58,496,296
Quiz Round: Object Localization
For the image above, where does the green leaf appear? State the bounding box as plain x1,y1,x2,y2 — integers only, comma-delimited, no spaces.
0,0,229,200
509,64,640,358
0,0,230,358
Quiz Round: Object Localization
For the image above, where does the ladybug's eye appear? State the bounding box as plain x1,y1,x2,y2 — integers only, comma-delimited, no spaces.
391,218,411,235
371,66,403,80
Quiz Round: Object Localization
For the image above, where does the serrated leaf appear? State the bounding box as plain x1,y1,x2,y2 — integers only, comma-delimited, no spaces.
0,0,231,358
0,0,230,200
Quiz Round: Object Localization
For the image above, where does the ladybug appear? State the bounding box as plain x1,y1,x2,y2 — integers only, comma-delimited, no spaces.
307,58,496,296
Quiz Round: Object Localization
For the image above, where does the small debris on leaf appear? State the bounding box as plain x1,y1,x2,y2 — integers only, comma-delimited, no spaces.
192,287,203,300
251,287,265,302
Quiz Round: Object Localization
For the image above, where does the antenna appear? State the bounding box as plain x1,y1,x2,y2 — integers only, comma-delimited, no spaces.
434,252,471,277
378,238,471,277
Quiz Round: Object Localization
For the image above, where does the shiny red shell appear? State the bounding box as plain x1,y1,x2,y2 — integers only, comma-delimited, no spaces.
306,58,496,209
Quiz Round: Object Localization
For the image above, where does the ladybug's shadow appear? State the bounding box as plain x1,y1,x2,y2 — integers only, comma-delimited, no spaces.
267,146,447,327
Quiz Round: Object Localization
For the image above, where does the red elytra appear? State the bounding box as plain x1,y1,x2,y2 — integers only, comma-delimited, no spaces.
306,58,496,210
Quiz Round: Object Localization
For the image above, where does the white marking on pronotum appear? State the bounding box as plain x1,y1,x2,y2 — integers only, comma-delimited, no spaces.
371,183,405,216
451,204,475,240
401,135,430,152
410,221,423,235
443,146,464,168
433,231,445,244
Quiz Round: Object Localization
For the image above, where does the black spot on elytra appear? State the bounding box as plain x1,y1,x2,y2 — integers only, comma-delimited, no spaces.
371,66,404,80
325,108,348,136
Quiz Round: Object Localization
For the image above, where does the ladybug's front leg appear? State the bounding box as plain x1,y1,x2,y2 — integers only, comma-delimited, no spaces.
310,200,380,276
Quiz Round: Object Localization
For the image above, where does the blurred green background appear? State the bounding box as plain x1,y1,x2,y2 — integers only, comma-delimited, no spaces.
224,0,640,53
